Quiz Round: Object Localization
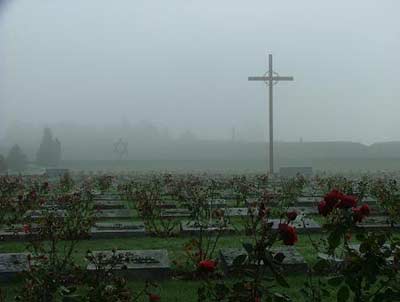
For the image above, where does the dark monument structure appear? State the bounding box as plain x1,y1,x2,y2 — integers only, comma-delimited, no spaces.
113,138,128,160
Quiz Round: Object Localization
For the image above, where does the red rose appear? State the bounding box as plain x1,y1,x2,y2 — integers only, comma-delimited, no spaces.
352,204,370,223
148,294,161,301
360,204,370,216
318,190,358,215
337,195,357,209
23,224,31,234
318,200,331,216
352,207,364,223
198,259,217,272
279,223,298,245
286,211,297,221
324,189,344,206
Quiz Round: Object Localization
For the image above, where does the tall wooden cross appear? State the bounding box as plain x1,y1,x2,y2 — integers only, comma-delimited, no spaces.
248,53,294,175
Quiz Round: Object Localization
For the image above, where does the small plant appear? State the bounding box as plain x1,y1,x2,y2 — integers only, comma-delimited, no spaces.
198,199,299,301
133,178,179,237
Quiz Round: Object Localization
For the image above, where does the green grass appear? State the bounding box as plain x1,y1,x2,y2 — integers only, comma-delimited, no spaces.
1,227,395,301
1,275,339,302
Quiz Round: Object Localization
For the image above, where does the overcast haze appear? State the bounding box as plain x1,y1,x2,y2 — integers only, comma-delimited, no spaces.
1,0,399,144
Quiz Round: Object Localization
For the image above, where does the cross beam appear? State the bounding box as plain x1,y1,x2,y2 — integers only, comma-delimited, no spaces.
248,76,294,81
248,54,294,175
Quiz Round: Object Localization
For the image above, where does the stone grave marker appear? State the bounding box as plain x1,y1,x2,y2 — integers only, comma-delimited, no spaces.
90,222,146,238
180,221,235,235
27,209,66,220
317,243,396,272
181,199,227,209
225,208,250,217
94,200,126,210
361,196,378,205
160,208,190,218
94,193,121,201
357,216,399,230
159,201,178,209
95,209,132,219
287,206,318,215
219,246,307,275
220,190,236,199
269,218,321,233
296,197,321,207
86,249,170,279
207,198,228,208
0,253,28,281
0,225,32,241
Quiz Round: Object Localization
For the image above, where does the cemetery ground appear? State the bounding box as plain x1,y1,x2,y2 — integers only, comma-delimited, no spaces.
0,234,368,301
1,173,400,301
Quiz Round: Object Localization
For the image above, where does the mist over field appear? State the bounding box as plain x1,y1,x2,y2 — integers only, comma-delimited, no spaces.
0,0,399,172
1,1,400,137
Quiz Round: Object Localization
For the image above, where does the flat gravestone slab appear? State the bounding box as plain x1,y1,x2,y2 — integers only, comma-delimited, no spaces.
94,200,126,210
288,205,383,217
160,208,190,218
180,221,235,235
225,208,250,217
296,197,321,207
0,225,31,241
0,253,29,281
301,189,323,197
269,218,321,233
287,206,318,215
87,249,170,280
95,209,132,219
245,197,280,206
27,209,66,219
220,190,236,199
94,194,121,201
317,243,395,272
159,201,178,209
207,199,228,208
361,196,378,205
90,222,146,239
357,216,399,230
220,246,307,275
181,199,227,209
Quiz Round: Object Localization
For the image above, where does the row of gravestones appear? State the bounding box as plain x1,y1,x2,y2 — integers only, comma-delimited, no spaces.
0,217,320,241
0,246,308,282
2,215,398,242
92,192,381,217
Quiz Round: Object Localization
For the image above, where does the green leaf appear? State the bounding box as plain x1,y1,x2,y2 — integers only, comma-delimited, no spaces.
242,242,253,254
275,273,290,288
232,254,247,266
328,275,344,287
337,285,350,302
273,293,291,301
328,229,342,251
313,259,330,272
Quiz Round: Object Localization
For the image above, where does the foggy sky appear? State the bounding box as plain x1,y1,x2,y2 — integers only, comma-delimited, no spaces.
1,0,399,144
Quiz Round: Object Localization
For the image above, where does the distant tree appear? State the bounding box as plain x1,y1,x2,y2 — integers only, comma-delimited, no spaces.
6,144,28,171
0,154,7,173
36,127,62,167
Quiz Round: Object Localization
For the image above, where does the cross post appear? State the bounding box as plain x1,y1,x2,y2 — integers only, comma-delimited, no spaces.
248,53,294,175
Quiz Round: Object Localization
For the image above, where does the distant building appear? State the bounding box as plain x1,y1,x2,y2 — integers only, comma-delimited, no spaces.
279,166,312,177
